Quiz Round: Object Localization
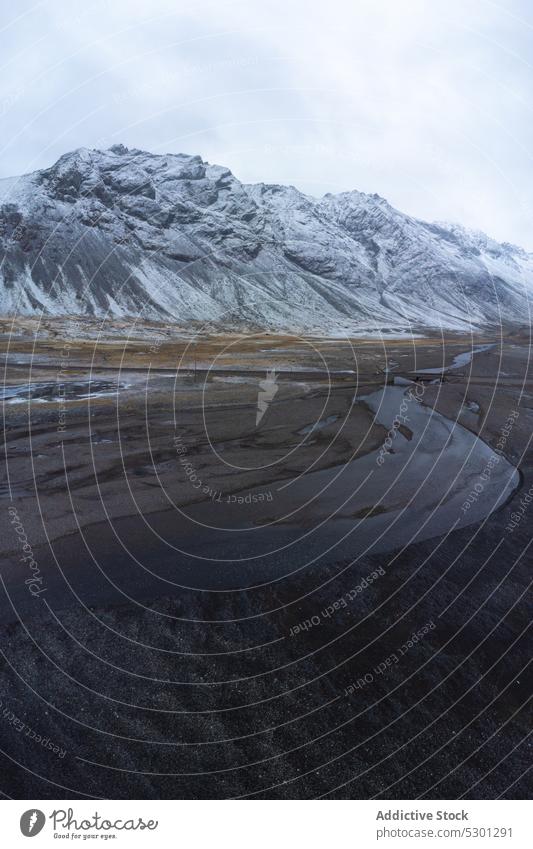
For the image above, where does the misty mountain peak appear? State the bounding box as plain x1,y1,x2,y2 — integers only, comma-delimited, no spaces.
1,145,532,332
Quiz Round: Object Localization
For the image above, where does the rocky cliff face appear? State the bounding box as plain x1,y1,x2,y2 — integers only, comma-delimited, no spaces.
0,144,531,333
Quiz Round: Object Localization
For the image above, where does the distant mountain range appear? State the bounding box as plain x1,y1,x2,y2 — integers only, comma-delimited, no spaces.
0,144,531,334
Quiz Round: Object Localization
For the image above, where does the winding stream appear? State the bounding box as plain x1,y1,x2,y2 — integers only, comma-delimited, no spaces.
152,383,520,588
1,370,519,606
413,343,495,375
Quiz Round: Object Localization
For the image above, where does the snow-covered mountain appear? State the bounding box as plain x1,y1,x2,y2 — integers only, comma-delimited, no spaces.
1,144,532,333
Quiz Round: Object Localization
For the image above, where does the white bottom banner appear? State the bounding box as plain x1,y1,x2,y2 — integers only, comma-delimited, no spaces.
1,799,530,848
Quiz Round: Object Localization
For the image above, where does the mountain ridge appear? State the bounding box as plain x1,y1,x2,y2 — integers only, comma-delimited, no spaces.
0,144,531,334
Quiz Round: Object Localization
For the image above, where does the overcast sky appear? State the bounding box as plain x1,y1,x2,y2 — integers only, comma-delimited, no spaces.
1,0,532,247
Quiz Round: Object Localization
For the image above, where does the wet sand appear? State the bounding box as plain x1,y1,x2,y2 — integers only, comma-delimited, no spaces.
0,320,531,799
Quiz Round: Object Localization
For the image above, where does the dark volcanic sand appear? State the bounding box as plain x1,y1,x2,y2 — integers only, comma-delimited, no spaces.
0,325,531,799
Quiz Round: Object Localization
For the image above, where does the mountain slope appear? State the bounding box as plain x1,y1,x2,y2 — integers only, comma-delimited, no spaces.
0,144,531,333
